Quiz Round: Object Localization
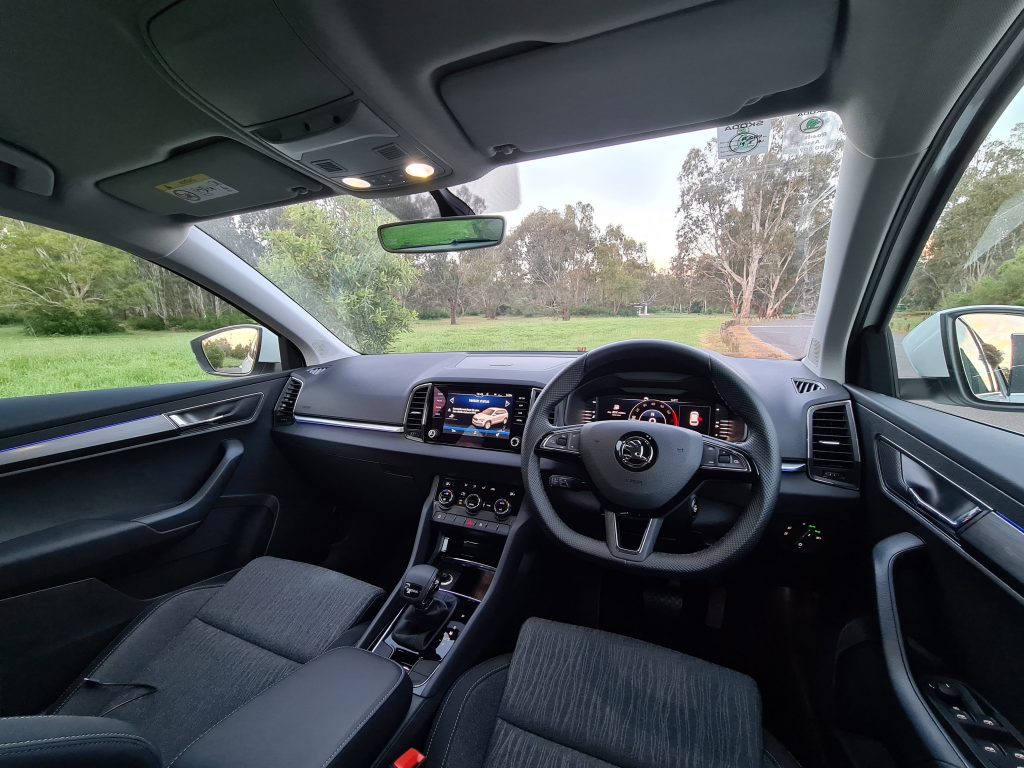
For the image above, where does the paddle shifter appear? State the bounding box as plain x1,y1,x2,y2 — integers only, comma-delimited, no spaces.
392,564,458,653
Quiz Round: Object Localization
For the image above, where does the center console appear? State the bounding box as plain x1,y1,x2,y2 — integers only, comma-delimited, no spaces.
369,474,523,688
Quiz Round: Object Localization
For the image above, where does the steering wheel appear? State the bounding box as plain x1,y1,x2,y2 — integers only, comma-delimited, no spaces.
522,340,780,574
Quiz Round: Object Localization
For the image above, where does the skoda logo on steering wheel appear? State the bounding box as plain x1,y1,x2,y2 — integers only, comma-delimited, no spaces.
615,433,657,471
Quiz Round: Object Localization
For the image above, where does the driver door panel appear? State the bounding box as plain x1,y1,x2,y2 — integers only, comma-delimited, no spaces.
853,386,1024,765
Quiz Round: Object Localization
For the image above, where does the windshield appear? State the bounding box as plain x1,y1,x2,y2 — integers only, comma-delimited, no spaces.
200,111,843,357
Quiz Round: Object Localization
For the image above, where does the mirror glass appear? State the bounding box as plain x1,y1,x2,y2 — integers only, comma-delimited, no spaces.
378,216,505,253
954,312,1024,402
200,326,260,375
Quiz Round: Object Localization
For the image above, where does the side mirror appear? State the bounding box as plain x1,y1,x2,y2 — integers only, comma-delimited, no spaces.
902,305,1024,404
192,325,263,377
377,215,505,253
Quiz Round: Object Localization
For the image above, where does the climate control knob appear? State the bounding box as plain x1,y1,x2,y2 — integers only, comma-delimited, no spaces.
493,497,512,519
437,488,454,508
464,493,482,514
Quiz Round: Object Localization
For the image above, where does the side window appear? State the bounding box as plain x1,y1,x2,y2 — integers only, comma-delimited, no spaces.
0,217,261,398
890,86,1024,433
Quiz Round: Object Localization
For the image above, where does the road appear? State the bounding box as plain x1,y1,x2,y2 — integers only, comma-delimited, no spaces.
747,319,814,358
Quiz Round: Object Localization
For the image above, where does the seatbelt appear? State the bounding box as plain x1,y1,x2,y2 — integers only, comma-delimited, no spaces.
82,677,159,716
393,748,426,768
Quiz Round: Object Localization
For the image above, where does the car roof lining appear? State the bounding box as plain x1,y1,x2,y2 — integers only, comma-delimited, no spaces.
0,0,1022,263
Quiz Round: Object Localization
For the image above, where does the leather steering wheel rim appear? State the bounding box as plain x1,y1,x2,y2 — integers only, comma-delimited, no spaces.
521,339,781,574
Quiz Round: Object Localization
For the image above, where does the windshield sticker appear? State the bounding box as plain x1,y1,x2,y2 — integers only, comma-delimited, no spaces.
717,121,770,159
156,174,238,204
782,111,841,157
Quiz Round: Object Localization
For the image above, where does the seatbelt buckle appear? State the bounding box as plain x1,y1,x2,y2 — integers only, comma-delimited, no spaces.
393,748,426,768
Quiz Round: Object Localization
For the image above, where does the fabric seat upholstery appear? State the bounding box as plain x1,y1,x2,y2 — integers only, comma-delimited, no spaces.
425,618,801,768
51,557,384,765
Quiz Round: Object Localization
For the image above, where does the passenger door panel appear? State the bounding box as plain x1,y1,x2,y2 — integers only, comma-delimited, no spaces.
0,376,296,715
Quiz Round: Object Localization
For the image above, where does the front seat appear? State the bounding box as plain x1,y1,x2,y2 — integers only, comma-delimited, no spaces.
423,618,801,768
0,556,409,768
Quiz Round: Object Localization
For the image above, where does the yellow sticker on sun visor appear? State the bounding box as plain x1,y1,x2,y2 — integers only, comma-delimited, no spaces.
156,174,238,204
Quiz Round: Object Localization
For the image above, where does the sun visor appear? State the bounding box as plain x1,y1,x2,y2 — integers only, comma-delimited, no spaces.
149,0,353,127
98,141,324,217
440,0,838,154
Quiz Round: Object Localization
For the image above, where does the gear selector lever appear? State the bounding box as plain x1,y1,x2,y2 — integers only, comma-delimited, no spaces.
392,564,457,653
400,564,440,611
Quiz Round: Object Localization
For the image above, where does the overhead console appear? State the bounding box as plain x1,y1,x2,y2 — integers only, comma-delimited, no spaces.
405,383,538,452
114,0,448,211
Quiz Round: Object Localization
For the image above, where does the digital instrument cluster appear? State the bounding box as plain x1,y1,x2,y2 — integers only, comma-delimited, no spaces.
574,395,746,442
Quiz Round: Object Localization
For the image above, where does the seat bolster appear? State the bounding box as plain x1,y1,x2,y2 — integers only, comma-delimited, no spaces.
423,654,512,768
0,715,159,768
172,647,410,768
763,731,803,768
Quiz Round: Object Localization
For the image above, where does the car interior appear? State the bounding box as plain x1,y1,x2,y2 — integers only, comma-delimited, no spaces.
4,1,1024,767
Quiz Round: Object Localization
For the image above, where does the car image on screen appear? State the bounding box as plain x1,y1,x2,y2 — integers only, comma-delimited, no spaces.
471,407,509,430
468,405,509,430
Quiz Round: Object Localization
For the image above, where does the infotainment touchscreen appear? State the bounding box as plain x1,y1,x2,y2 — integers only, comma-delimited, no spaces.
443,392,514,439
425,384,534,451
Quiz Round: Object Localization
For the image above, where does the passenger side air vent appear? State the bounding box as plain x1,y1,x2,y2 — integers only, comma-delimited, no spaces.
374,143,407,161
807,402,860,489
793,378,825,394
404,383,431,440
309,158,346,175
274,377,303,425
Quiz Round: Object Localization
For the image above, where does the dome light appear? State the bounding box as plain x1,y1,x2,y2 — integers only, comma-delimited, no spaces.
341,177,371,189
404,162,436,179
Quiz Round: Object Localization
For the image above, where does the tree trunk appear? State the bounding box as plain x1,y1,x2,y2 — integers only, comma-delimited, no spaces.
449,301,458,325
561,306,570,321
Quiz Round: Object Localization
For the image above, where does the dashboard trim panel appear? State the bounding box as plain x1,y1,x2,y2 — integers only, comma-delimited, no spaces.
293,415,404,433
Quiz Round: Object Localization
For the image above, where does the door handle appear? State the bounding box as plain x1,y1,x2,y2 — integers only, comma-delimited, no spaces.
165,393,262,431
906,483,982,529
133,440,245,532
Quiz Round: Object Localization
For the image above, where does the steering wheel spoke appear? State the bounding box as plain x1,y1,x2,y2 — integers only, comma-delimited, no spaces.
697,436,755,479
604,511,663,562
537,426,583,456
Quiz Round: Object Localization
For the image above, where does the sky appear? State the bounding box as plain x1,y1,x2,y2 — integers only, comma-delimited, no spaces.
472,131,710,269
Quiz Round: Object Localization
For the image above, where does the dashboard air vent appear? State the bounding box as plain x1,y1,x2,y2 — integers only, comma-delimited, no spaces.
274,378,303,425
793,378,825,394
807,402,859,489
405,383,431,440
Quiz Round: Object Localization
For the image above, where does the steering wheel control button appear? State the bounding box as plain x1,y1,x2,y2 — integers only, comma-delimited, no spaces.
615,433,657,471
540,429,581,453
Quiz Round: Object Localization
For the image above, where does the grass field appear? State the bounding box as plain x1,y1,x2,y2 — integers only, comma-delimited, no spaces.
0,314,731,399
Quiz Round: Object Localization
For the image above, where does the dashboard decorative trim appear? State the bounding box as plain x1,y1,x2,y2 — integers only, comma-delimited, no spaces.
294,415,404,433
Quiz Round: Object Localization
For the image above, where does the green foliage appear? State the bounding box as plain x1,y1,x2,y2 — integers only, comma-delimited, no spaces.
204,342,226,368
416,308,449,320
905,125,1024,311
262,199,415,353
23,305,123,335
944,249,1024,308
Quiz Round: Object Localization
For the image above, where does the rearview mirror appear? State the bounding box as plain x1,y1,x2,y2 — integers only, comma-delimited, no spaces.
191,325,263,377
377,216,505,253
902,306,1024,404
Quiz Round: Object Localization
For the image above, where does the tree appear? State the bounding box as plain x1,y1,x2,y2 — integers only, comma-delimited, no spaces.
262,198,416,353
507,203,597,320
675,123,842,321
905,124,1024,310
594,225,648,315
